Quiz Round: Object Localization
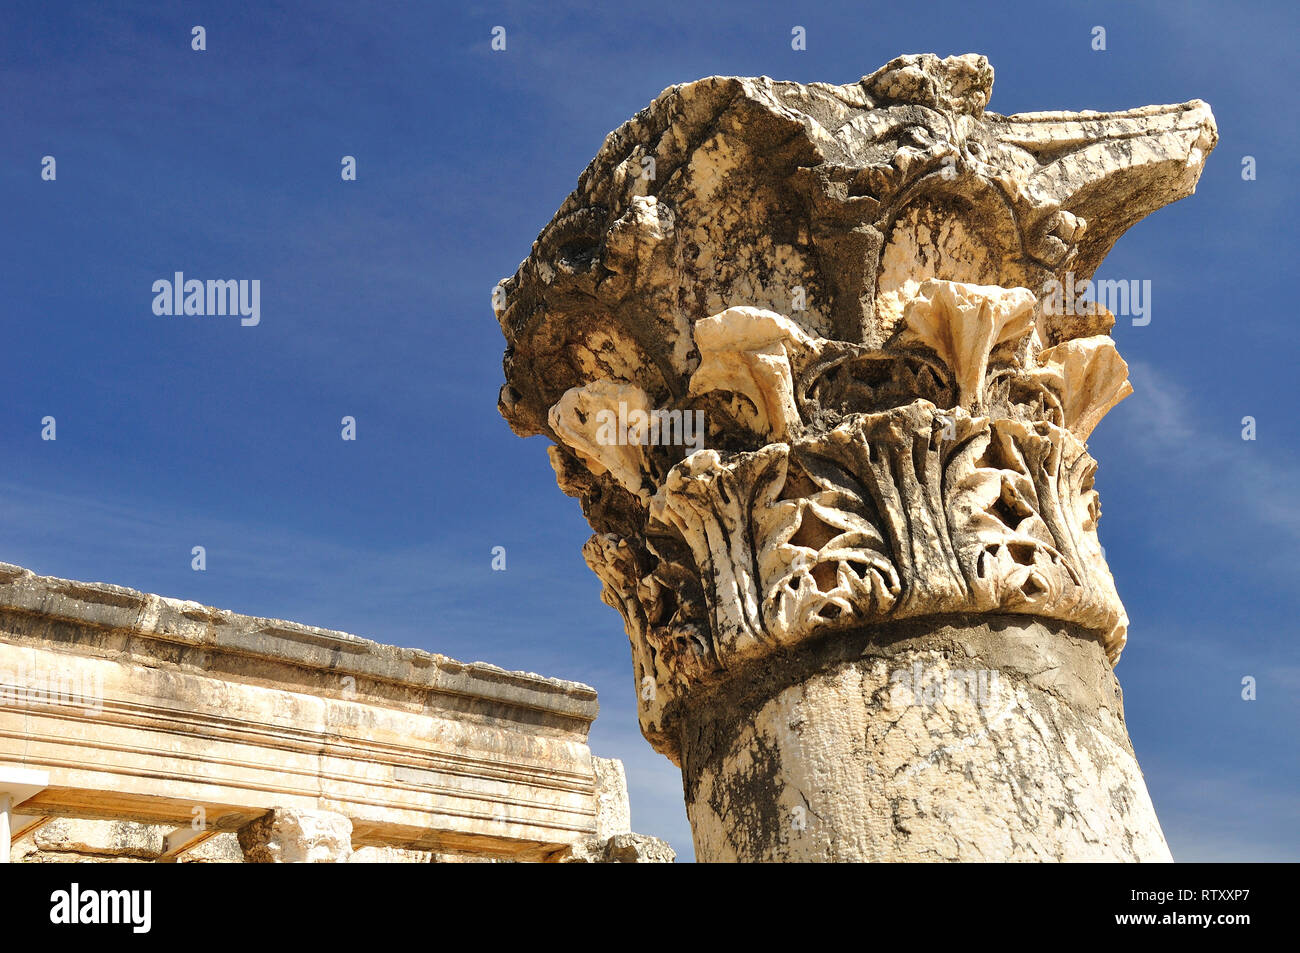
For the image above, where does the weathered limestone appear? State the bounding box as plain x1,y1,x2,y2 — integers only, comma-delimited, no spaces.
238,808,353,864
10,823,576,863
36,818,166,860
350,845,436,863
0,562,670,862
494,54,1216,861
592,756,633,838
682,617,1168,861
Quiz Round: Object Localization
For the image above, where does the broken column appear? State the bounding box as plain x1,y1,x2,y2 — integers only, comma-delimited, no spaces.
494,54,1216,861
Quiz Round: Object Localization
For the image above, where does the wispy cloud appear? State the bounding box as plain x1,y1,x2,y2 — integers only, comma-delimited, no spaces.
1146,764,1300,862
1111,359,1300,578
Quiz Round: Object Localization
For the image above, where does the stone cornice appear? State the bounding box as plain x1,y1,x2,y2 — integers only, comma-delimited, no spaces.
0,562,618,858
0,562,597,731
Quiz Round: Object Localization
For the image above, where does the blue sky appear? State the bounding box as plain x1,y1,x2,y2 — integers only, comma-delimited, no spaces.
1,0,1296,861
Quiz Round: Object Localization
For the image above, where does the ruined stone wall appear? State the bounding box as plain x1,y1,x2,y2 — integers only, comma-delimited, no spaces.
0,563,672,863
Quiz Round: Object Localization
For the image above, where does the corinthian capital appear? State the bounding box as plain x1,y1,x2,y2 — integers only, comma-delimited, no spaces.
495,53,1215,861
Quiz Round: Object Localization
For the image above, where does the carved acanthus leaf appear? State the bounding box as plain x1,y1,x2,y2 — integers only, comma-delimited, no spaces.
900,279,1036,410
1034,336,1134,441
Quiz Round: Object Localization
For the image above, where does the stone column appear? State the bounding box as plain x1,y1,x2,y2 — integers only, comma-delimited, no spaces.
237,808,353,863
493,54,1216,861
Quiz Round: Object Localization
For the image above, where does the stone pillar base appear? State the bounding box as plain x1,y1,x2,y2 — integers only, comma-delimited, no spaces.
238,808,353,863
680,616,1172,863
